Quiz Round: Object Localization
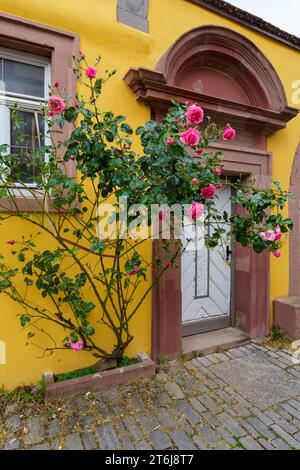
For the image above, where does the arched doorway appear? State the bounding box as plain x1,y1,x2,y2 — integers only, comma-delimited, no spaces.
124,26,298,360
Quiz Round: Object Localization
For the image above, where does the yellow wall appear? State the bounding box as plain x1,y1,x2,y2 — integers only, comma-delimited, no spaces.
0,0,299,388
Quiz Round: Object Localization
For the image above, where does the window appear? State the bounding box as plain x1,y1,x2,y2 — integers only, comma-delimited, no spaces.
0,47,51,185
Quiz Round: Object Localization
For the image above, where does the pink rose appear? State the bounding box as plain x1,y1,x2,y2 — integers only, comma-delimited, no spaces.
201,184,216,199
223,126,236,141
273,251,281,258
85,66,97,79
166,261,171,268
69,155,76,161
188,202,205,221
215,168,221,176
7,240,16,246
192,178,199,185
275,226,282,241
180,128,201,147
167,137,175,146
129,265,139,276
186,104,204,126
48,95,66,116
159,211,166,221
68,339,83,352
197,148,203,156
260,231,276,242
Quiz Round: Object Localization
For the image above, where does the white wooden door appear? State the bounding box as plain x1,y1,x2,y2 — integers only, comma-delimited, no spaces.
182,184,232,336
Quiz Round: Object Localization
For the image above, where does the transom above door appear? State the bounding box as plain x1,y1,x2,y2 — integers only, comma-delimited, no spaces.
182,184,232,336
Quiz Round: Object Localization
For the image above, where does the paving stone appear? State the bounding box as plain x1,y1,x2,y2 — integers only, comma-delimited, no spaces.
150,430,172,450
213,353,231,362
176,400,202,425
64,433,84,450
210,352,300,409
247,417,276,440
138,440,153,450
249,407,273,426
258,438,275,450
96,424,120,450
5,414,21,433
197,356,212,367
188,397,206,414
82,430,98,450
4,438,20,450
271,424,300,449
170,429,196,450
205,354,220,364
289,399,300,412
216,427,237,446
164,382,184,399
193,435,209,449
272,438,292,450
228,348,246,358
23,416,44,445
196,424,221,446
139,412,160,432
217,413,247,438
240,436,264,450
47,419,60,437
279,402,300,421
122,435,136,450
265,410,298,434
122,415,143,441
31,443,51,450
198,395,222,414
79,415,94,427
155,408,177,429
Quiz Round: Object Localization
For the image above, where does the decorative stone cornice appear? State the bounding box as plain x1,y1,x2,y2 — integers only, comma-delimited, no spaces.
124,26,298,135
188,0,300,51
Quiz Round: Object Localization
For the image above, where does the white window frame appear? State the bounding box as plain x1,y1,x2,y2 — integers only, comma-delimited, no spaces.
0,47,51,190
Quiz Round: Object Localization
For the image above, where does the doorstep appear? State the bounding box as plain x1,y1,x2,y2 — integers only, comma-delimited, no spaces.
182,327,250,358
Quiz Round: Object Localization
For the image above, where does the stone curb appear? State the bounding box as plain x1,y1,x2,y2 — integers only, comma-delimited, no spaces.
44,354,155,399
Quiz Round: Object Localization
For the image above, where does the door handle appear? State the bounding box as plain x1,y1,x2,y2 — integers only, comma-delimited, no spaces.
226,246,233,261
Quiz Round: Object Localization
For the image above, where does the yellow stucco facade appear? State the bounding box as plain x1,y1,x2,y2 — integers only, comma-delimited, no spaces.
0,0,299,389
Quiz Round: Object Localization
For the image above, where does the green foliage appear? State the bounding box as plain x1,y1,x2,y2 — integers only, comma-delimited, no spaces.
0,52,293,367
55,366,96,382
117,356,136,367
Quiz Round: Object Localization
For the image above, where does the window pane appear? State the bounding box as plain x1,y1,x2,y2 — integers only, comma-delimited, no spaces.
4,59,44,97
10,110,45,184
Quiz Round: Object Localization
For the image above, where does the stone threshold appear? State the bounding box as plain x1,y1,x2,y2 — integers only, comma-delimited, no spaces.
182,327,250,358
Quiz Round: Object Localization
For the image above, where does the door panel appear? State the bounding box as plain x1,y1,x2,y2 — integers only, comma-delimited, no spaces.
182,184,232,336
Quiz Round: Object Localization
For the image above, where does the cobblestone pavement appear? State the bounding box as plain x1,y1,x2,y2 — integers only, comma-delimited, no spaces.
1,342,300,450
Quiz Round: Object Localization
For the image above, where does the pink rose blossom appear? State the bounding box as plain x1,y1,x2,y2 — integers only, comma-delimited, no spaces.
188,202,205,221
192,178,199,185
69,155,76,161
48,95,66,116
180,128,201,147
159,211,166,221
197,148,203,156
129,265,139,276
7,240,16,246
85,66,97,79
201,184,216,199
275,226,282,241
68,339,83,352
215,168,222,175
273,251,281,258
53,81,59,88
260,231,276,242
166,261,171,268
186,104,204,126
223,126,236,141
218,183,222,189
167,137,175,146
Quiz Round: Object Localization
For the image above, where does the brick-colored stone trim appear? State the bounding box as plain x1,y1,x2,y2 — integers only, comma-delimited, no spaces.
0,12,79,212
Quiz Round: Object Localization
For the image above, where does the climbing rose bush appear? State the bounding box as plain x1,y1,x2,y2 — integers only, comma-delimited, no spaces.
0,52,293,364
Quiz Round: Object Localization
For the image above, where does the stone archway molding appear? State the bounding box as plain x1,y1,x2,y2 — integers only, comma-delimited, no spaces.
124,25,299,360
